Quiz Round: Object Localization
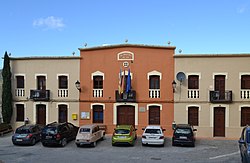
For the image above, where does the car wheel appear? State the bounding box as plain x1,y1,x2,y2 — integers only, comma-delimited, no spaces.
191,142,195,147
76,144,81,147
61,138,67,147
92,141,96,147
42,143,47,147
31,138,36,145
101,135,105,141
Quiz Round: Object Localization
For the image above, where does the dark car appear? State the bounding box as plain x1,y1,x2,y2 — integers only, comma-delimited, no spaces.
239,125,250,163
12,124,42,145
41,122,79,147
172,124,197,147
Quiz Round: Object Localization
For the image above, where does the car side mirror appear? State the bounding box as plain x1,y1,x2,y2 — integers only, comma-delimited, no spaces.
162,129,166,132
239,139,246,145
142,128,145,130
135,129,137,131
193,129,197,131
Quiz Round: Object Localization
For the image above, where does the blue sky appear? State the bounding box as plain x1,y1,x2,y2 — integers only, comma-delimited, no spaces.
1,0,250,68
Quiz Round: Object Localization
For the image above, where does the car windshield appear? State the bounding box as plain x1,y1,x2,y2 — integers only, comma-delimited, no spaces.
16,128,30,134
175,128,191,134
80,128,90,133
145,129,161,134
115,129,130,134
43,127,57,134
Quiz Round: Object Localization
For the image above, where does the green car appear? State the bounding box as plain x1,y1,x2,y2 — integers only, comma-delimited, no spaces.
112,125,137,146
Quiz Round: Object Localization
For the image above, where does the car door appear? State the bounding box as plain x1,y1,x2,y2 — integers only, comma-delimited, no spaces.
239,128,247,159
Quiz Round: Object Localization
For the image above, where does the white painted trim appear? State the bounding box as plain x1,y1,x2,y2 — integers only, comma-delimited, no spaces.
210,104,229,128
113,103,138,125
35,74,47,79
91,71,104,80
186,73,201,79
14,74,26,80
239,105,250,127
212,73,228,80
147,70,162,80
57,74,69,80
146,104,163,111
117,51,134,61
33,102,49,124
91,103,105,110
56,103,69,109
239,73,250,79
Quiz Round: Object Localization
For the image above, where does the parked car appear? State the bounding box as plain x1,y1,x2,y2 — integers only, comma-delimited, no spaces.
172,124,197,147
142,125,165,146
239,125,250,163
75,124,105,147
112,125,137,146
41,122,79,147
12,124,42,145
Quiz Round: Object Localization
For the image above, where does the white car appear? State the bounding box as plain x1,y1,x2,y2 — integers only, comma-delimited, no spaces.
141,125,165,146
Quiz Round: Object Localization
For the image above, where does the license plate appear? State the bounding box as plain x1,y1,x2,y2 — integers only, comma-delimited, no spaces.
149,137,156,139
46,136,52,139
119,136,126,138
179,136,187,139
16,139,23,142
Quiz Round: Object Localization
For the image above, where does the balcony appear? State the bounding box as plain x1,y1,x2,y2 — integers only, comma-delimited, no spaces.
58,89,68,97
209,90,232,103
188,89,199,99
15,89,25,97
115,90,136,102
93,89,103,98
241,90,250,99
30,90,50,101
149,89,160,98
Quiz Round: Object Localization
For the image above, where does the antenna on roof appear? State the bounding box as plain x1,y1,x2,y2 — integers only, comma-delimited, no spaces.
84,43,87,47
72,52,75,56
125,39,128,43
168,41,171,46
179,49,182,53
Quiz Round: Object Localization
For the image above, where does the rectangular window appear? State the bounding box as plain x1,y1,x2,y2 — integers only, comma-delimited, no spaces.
188,75,199,89
16,76,24,88
58,76,68,89
16,104,24,122
188,107,199,126
93,76,103,89
93,105,103,123
149,75,160,89
241,75,250,89
241,107,250,126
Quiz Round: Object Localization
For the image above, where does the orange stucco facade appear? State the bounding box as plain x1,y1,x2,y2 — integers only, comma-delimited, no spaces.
79,44,175,136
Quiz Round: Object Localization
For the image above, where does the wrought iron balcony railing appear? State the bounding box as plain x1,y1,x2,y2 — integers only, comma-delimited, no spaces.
209,90,232,103
115,90,136,102
30,90,50,101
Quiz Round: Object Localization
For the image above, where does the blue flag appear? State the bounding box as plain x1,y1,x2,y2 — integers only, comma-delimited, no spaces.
126,69,131,93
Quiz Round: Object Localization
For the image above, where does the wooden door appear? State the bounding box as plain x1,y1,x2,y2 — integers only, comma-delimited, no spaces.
149,106,160,125
214,107,225,137
215,75,225,99
117,105,135,126
37,105,46,125
58,105,68,123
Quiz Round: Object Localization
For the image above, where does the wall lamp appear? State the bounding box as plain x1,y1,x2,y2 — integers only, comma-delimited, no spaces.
75,80,81,92
172,80,177,93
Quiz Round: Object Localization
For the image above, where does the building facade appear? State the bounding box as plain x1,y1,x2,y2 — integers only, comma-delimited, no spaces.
78,44,175,136
10,57,80,128
174,54,250,138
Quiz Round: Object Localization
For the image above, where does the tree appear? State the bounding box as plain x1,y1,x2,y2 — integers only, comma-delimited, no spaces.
2,51,13,123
